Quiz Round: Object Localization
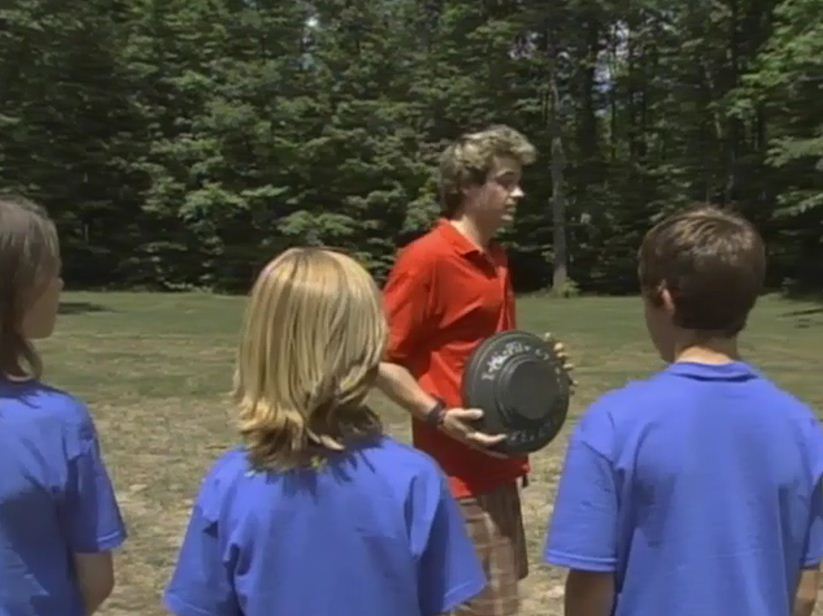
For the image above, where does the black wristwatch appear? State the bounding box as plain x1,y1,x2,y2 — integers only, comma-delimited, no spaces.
425,398,447,428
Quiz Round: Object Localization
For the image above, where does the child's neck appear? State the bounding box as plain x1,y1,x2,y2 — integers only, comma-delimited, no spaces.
674,336,740,365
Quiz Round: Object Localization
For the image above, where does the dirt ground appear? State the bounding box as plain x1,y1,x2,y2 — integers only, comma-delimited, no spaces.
41,292,823,615
90,397,571,616
90,397,823,616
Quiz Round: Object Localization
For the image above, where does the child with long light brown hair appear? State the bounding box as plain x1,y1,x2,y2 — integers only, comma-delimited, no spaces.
0,195,126,615
165,247,485,616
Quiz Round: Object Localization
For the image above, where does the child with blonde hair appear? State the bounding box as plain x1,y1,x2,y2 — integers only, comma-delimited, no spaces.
0,195,126,614
165,247,486,616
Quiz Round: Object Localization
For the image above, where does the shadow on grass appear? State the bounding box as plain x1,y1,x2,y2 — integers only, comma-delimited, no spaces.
783,308,823,330
782,307,823,317
58,301,110,315
772,291,823,326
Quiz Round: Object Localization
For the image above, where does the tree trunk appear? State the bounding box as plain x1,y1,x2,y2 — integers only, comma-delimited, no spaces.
551,136,568,293
547,42,568,293
726,0,741,204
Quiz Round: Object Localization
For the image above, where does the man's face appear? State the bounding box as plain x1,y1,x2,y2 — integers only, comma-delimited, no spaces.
462,156,525,232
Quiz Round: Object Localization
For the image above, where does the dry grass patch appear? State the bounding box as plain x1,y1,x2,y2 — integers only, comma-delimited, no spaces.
34,291,823,615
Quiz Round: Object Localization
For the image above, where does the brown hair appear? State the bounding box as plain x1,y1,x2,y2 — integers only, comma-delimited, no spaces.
438,124,537,217
0,195,61,379
638,204,766,336
233,247,387,471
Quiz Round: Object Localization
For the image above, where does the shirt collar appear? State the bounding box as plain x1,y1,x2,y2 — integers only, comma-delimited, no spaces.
435,219,503,259
665,360,761,382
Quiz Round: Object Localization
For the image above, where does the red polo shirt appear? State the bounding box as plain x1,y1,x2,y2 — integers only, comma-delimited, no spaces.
383,219,529,499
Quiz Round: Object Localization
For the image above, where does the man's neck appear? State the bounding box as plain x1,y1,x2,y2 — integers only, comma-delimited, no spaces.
674,335,740,365
449,216,494,251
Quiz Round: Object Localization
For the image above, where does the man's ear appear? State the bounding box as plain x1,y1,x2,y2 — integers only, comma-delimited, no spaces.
462,181,480,196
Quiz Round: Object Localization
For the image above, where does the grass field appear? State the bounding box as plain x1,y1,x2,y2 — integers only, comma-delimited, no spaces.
39,291,823,615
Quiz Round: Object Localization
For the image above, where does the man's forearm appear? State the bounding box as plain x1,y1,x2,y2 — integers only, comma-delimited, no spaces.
375,361,436,421
564,570,615,616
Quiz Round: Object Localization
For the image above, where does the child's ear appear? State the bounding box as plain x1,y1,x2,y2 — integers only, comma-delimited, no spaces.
644,284,665,307
659,285,676,317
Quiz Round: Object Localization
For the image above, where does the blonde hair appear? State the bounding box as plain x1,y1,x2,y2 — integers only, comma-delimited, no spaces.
438,124,537,217
0,195,60,379
233,248,387,471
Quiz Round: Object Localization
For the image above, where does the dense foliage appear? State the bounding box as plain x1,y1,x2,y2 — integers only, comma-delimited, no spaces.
1,0,820,293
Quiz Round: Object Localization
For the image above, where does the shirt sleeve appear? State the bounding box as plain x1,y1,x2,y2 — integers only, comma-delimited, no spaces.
63,414,127,553
543,414,619,573
383,248,435,365
164,473,241,616
412,467,486,615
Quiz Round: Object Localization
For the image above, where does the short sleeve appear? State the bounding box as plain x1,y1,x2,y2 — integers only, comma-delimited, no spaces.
164,475,241,616
543,429,618,572
63,417,127,553
412,468,486,615
383,249,435,365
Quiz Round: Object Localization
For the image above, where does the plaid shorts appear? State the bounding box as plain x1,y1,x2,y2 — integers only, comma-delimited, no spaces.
447,482,528,616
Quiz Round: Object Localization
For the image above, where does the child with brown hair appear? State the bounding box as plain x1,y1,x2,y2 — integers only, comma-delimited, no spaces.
0,195,126,614
544,205,823,616
164,247,486,616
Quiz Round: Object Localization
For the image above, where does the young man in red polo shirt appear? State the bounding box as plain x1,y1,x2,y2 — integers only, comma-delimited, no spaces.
377,125,569,615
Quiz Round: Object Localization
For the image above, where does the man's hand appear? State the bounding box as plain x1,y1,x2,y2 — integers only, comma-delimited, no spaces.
542,332,577,389
376,363,506,458
439,408,508,458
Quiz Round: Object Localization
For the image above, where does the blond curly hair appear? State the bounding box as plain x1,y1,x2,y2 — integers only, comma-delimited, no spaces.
438,124,537,217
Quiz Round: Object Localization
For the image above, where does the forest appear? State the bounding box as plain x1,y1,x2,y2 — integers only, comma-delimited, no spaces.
1,0,820,293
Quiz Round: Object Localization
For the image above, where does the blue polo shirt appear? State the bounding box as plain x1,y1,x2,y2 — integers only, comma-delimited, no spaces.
0,379,127,615
545,361,823,616
165,436,486,616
